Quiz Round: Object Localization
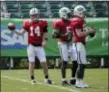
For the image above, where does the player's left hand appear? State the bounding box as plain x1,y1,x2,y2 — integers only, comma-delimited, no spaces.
42,41,47,48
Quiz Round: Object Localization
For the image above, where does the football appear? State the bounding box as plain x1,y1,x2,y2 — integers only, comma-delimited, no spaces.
7,23,16,30
88,27,96,38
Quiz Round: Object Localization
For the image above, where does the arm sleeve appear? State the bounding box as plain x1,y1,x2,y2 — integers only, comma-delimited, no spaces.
22,21,30,32
74,22,86,38
52,21,60,38
52,21,60,29
43,26,48,33
43,20,48,33
43,20,48,27
74,22,82,29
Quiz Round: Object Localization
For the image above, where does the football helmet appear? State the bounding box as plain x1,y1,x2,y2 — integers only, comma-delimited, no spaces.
59,7,71,20
73,5,86,18
29,8,39,21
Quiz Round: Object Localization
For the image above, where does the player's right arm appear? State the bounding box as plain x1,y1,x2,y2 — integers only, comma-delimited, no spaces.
75,22,96,37
76,27,96,37
8,20,30,35
8,24,27,35
52,20,71,38
52,21,61,38
13,29,26,35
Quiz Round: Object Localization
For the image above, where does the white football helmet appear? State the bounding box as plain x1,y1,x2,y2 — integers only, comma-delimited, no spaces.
29,8,39,21
73,5,86,18
59,7,71,20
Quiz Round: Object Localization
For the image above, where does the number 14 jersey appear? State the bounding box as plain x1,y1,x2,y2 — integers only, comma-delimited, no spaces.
23,20,48,45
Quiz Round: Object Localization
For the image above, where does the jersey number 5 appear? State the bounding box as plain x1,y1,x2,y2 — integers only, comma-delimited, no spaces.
30,26,40,36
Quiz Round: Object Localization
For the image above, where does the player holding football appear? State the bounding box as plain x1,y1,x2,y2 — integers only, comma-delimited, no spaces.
8,8,53,85
71,5,96,88
52,7,78,86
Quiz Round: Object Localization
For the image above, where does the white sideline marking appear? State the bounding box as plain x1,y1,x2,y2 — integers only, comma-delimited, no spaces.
21,88,28,90
2,75,80,92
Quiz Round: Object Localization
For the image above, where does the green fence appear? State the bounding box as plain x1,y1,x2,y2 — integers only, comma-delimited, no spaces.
1,18,108,57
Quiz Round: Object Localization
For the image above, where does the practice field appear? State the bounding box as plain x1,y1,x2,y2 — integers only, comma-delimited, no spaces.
1,69,108,92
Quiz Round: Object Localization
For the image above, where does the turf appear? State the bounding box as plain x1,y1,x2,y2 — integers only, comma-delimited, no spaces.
1,69,108,92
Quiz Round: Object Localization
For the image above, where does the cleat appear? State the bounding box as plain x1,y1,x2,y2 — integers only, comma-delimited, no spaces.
44,79,54,84
62,80,70,86
31,79,36,85
70,79,76,85
83,84,89,88
75,82,89,88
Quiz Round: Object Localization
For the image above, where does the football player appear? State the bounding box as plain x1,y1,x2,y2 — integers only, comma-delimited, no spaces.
71,5,96,88
52,7,78,86
8,8,53,85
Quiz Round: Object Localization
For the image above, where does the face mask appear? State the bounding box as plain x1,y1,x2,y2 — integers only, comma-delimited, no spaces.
30,14,39,21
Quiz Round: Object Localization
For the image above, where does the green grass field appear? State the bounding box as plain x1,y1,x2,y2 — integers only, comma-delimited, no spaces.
1,69,108,92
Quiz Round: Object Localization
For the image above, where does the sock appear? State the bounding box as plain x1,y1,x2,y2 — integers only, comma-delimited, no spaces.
77,64,86,79
45,75,48,79
76,79,80,84
61,61,67,79
31,75,35,80
62,78,66,81
71,61,78,78
71,77,75,80
79,79,83,83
